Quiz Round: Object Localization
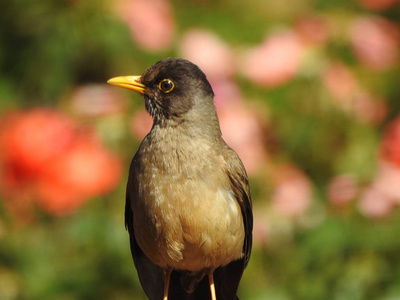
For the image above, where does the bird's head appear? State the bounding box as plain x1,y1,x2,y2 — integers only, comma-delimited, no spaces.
108,58,216,127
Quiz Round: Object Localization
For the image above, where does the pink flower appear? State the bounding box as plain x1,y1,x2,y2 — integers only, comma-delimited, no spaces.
130,109,153,140
295,16,330,45
0,109,122,217
349,17,399,70
357,0,400,11
117,0,175,52
241,31,304,87
216,89,268,175
327,174,359,205
323,62,387,124
211,79,243,109
252,214,269,247
271,165,312,217
352,91,387,124
179,29,235,79
323,62,359,101
358,185,394,218
358,161,400,218
69,84,127,117
372,161,400,203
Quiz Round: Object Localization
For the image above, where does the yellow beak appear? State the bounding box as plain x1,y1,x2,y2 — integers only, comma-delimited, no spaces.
107,75,146,94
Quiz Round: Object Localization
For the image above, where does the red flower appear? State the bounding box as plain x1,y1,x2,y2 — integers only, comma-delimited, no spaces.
0,109,122,217
357,0,400,11
0,110,75,177
380,116,400,167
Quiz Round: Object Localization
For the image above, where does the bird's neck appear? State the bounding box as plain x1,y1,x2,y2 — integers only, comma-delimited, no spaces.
152,100,222,142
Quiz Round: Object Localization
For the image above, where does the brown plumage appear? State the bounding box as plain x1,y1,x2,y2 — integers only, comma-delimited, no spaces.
108,58,252,300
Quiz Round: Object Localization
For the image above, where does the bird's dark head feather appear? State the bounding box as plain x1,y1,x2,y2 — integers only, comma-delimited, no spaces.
139,58,214,120
108,58,220,137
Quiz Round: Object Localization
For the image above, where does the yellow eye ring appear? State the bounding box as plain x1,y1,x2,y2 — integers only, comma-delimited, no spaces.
158,79,175,93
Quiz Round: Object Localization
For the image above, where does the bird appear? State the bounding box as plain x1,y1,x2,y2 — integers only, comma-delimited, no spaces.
107,58,253,300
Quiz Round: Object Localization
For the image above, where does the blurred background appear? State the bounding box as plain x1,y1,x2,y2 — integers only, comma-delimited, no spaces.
0,0,399,299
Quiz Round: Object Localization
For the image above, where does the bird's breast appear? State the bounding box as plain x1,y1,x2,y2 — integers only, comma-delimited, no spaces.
131,134,245,271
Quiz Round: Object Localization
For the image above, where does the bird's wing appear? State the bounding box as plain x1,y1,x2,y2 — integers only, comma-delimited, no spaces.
125,162,165,300
210,146,253,300
223,146,253,266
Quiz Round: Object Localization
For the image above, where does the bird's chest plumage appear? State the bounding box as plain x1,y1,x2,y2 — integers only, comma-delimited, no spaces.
129,130,244,271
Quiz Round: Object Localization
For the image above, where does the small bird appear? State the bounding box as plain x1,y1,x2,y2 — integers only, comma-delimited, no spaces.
108,58,252,300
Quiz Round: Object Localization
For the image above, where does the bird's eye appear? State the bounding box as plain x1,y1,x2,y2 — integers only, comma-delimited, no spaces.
158,79,175,93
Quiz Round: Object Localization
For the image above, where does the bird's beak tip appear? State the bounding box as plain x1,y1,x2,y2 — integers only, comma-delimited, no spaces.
107,75,146,94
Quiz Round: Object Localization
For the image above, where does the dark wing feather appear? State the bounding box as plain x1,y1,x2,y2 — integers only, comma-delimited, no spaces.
216,146,253,298
223,147,253,268
125,162,165,300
